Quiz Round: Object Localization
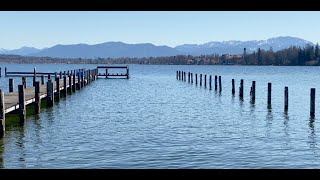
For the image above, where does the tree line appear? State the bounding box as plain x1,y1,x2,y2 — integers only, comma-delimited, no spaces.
0,43,319,65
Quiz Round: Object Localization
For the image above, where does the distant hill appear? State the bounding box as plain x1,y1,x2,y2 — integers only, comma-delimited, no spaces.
175,36,313,55
0,36,315,58
0,46,41,56
28,42,180,58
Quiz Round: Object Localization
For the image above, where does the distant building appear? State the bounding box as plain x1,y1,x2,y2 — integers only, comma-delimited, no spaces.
220,54,242,64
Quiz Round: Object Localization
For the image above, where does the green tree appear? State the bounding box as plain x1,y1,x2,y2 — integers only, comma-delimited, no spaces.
257,48,262,65
315,42,319,60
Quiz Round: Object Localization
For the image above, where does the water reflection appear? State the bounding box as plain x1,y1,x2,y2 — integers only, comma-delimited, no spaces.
283,112,290,138
308,117,317,153
250,102,255,114
265,109,273,137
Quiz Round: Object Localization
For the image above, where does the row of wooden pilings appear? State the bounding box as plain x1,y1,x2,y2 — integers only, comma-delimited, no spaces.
0,68,100,137
177,70,316,117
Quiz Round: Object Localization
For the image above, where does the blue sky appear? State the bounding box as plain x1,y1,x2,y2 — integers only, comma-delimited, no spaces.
0,11,319,49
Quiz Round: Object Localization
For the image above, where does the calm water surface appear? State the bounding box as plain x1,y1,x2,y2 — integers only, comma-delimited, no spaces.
0,64,320,168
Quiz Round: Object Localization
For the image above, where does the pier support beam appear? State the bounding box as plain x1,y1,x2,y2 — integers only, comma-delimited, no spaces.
73,73,76,92
219,76,222,92
232,79,235,95
191,73,193,84
81,69,84,87
63,75,67,97
204,75,207,88
47,79,54,107
310,88,315,117
195,74,198,85
22,77,26,88
215,75,218,91
239,79,244,99
55,77,60,101
41,75,44,85
268,83,272,105
77,69,81,90
34,81,40,114
127,66,129,79
0,90,5,137
284,86,288,111
18,85,26,124
251,81,256,103
68,75,72,94
33,67,36,87
209,75,212,90
9,79,14,93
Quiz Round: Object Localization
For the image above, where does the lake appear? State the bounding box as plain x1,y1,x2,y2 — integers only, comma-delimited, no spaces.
1,64,320,168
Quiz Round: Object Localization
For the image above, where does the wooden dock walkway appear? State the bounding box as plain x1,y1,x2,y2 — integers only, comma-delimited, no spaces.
4,76,80,114
0,65,131,137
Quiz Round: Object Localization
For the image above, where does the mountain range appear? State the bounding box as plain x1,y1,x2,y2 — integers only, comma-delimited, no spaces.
0,36,314,59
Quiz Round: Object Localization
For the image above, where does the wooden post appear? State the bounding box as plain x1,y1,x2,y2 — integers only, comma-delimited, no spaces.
232,79,235,95
179,71,181,80
48,74,51,80
239,79,244,98
209,75,212,90
41,75,44,85
77,69,81,90
127,66,129,79
188,72,190,83
184,72,186,82
310,88,315,117
195,73,198,85
60,71,62,79
18,85,26,123
68,75,72,94
33,67,36,87
200,74,202,86
9,79,14,92
191,73,193,84
22,77,26,88
268,83,272,105
73,73,76,92
284,86,288,111
47,79,54,107
105,69,108,78
5,67,7,77
55,77,60,101
55,72,57,79
176,71,178,79
88,70,91,83
0,90,5,137
252,81,256,102
81,69,84,87
0,67,1,77
34,81,40,114
63,75,67,97
215,75,218,91
204,75,207,88
219,76,222,92
87,70,89,84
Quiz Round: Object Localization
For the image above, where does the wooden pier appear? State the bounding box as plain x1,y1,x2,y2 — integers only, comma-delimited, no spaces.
0,65,130,137
96,66,129,79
